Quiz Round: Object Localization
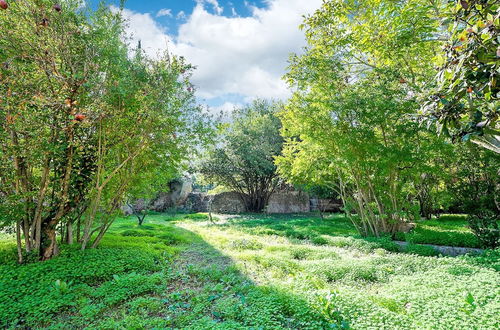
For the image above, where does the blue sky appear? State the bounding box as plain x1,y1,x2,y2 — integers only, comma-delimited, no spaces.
99,0,268,34
96,0,324,114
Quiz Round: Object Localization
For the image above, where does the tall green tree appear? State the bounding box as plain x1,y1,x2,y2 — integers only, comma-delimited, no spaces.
277,0,448,236
199,100,283,212
0,0,207,261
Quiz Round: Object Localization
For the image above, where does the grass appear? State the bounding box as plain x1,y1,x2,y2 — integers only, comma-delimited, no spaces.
224,213,484,250
394,214,481,248
0,213,498,329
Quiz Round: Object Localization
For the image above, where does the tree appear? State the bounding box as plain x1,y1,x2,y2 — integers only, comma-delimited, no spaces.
126,199,149,226
199,100,283,212
421,0,499,153
0,0,208,261
445,143,499,213
277,0,449,236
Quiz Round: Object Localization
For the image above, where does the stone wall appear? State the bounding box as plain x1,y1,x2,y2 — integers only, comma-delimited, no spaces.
184,192,209,212
266,191,310,214
310,198,343,213
130,181,343,214
150,179,192,212
169,180,193,206
179,191,345,214
210,191,246,214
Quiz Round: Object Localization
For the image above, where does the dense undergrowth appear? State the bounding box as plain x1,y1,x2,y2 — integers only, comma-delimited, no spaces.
0,213,498,329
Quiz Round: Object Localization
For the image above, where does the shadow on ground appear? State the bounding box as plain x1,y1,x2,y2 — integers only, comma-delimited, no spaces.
0,218,339,329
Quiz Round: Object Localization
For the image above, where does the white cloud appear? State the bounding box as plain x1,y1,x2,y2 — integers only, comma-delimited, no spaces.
208,102,243,122
156,8,172,18
116,0,323,103
197,0,224,15
112,6,172,58
176,11,186,20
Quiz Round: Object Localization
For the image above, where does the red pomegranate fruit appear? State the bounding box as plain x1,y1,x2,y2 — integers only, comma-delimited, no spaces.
74,114,86,121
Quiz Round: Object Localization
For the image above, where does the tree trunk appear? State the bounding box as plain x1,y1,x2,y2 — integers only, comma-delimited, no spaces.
245,195,269,213
318,199,325,220
67,220,73,245
16,220,23,264
138,214,146,226
40,221,59,261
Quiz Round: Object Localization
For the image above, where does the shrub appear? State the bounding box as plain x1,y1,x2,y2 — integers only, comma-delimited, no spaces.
467,211,500,249
311,236,330,245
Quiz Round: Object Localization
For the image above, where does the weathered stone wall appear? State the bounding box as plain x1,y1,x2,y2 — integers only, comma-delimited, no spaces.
150,192,173,212
184,192,209,212
169,180,193,206
266,191,310,214
150,179,193,211
129,182,342,215
210,192,246,214
310,198,343,213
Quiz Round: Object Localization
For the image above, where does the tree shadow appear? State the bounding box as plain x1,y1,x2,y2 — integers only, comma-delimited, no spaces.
0,219,343,328
223,212,356,236
215,213,431,255
140,224,342,328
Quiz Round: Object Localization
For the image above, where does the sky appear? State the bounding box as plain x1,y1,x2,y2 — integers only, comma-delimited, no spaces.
95,0,324,114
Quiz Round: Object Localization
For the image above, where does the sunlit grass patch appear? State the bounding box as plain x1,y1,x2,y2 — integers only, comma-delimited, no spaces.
1,213,498,329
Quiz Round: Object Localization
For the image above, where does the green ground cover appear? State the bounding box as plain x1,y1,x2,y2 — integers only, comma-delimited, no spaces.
0,213,498,329
394,214,480,248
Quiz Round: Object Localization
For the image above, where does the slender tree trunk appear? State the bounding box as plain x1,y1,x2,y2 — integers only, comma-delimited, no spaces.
67,220,73,245
60,223,66,245
90,218,114,249
137,214,146,226
16,220,23,264
32,159,51,251
22,217,32,253
77,216,81,243
318,199,325,220
81,189,102,250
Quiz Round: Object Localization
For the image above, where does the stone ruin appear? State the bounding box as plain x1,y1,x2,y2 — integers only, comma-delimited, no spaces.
149,179,192,211
210,192,247,214
126,179,344,214
265,191,310,213
310,198,343,213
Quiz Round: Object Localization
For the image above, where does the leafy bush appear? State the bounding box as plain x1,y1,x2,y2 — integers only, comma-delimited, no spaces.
464,248,500,271
467,211,500,249
289,246,314,260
